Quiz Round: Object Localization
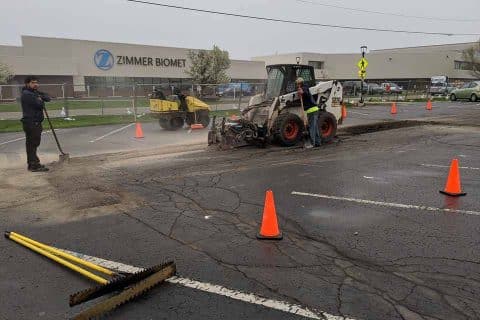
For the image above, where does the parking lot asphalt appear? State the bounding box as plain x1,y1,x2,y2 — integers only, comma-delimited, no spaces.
1,101,479,169
0,101,479,319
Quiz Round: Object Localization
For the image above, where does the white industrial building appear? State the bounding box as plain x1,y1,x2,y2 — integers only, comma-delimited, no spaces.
0,36,477,97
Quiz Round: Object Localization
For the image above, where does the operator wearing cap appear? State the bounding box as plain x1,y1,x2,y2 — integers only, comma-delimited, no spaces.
296,77,320,147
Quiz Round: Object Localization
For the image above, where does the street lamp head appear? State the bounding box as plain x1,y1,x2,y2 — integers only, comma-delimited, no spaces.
296,56,301,65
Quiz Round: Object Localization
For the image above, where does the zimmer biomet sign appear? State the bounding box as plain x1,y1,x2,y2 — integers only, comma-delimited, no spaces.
94,49,187,71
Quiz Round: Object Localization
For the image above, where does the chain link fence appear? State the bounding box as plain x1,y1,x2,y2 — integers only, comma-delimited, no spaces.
342,79,470,103
0,82,266,119
0,78,471,120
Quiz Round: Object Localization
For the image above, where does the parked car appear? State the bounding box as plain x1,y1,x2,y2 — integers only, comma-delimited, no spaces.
342,80,367,95
429,75,454,96
381,82,403,94
429,82,455,96
366,83,385,95
450,81,480,102
217,83,253,97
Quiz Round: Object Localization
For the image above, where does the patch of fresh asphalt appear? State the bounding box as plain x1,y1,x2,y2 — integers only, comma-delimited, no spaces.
1,115,480,320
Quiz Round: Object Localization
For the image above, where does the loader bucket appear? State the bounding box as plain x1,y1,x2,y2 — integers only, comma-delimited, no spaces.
208,116,250,149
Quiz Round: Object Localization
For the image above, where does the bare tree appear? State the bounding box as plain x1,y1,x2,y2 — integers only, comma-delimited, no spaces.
462,39,480,77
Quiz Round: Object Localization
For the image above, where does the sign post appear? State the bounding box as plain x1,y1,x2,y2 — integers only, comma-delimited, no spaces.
358,46,368,104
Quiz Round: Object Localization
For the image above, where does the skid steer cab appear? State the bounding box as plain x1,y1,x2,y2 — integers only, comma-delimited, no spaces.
208,64,343,148
149,88,211,130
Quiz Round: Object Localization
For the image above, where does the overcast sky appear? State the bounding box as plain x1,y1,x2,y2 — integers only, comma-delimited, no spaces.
0,0,479,59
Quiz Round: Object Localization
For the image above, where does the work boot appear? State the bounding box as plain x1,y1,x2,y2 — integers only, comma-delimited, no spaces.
28,164,49,172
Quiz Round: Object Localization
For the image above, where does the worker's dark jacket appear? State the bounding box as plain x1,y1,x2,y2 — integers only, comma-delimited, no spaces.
21,87,50,123
300,85,317,111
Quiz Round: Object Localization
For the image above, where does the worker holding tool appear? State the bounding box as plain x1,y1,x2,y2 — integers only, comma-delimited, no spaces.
296,77,320,148
21,76,50,172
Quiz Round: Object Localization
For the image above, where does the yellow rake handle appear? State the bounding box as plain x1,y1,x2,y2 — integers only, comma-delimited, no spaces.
7,233,108,285
10,232,115,277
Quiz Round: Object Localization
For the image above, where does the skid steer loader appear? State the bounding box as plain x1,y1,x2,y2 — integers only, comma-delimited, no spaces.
208,64,343,148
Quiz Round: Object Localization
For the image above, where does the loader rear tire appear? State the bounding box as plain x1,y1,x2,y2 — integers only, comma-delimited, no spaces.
197,110,210,128
186,111,210,128
273,113,304,147
318,112,337,143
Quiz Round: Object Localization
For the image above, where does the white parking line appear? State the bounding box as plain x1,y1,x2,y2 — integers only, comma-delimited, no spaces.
291,191,480,216
421,163,479,170
89,123,135,143
0,136,25,146
349,111,370,116
0,130,55,146
61,248,355,320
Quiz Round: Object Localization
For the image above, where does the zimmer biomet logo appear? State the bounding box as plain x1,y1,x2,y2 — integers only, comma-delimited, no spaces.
94,49,114,71
93,49,186,70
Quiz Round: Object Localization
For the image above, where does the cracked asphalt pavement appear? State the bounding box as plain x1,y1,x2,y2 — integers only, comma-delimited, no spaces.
1,104,480,319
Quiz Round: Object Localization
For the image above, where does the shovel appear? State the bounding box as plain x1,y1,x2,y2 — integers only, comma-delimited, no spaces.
43,105,70,162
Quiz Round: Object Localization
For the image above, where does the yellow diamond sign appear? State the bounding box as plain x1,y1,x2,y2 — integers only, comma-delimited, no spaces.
357,58,368,70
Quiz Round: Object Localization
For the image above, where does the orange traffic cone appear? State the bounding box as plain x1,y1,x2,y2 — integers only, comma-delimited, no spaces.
135,122,144,138
426,99,432,110
390,102,397,115
439,159,466,196
341,104,347,119
257,190,283,240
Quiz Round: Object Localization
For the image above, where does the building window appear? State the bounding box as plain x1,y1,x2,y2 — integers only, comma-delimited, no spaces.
454,60,477,70
308,60,325,69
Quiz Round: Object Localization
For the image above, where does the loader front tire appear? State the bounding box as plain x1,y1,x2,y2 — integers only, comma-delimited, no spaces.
273,113,304,147
318,112,337,143
170,117,185,130
159,117,184,130
159,118,172,130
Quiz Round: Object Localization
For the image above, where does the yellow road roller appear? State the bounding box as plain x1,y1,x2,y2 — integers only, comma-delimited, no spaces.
149,89,211,130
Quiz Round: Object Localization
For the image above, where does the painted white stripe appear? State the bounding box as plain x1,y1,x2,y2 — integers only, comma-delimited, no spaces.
61,248,143,273
89,123,135,143
363,176,374,179
166,277,327,319
349,111,370,116
59,248,355,320
0,130,56,146
0,136,25,146
420,163,479,170
291,191,480,216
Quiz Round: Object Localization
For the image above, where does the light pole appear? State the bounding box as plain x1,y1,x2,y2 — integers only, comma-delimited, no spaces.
360,45,367,104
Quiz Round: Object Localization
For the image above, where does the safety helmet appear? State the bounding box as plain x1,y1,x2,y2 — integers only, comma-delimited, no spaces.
295,77,304,84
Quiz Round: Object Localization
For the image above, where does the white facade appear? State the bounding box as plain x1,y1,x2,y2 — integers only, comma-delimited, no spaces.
253,42,478,81
0,36,477,87
0,36,267,85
